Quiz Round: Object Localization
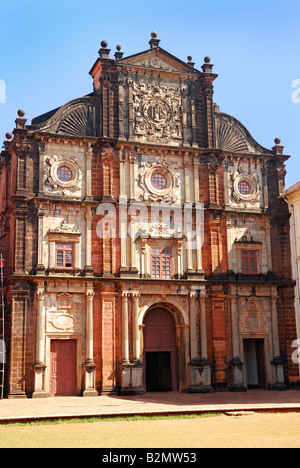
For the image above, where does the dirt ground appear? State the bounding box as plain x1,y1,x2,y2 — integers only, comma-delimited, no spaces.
0,412,300,448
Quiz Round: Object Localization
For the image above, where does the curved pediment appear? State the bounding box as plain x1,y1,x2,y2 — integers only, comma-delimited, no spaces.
214,111,272,154
28,96,101,137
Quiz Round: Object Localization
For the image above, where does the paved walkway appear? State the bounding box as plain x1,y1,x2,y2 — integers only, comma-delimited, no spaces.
0,390,300,423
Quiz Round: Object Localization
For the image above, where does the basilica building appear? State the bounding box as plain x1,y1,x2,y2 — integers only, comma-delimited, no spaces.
0,33,299,398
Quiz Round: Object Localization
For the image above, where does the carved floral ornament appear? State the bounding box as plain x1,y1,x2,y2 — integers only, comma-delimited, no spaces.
229,168,261,206
133,83,182,144
45,154,82,193
139,160,181,203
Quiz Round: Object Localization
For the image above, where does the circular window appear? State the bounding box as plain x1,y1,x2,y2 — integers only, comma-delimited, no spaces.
57,166,72,182
238,180,251,195
151,173,167,190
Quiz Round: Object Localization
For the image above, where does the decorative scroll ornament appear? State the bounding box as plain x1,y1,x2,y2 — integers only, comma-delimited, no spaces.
133,83,182,144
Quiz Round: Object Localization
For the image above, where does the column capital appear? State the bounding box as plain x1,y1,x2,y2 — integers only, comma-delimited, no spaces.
36,288,45,301
86,290,95,301
131,292,140,301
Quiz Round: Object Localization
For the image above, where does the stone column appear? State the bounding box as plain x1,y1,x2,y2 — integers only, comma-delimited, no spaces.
120,291,145,395
199,292,208,360
36,206,45,274
229,290,246,391
85,143,92,199
122,292,130,363
84,208,93,276
193,159,200,203
83,289,98,396
270,288,286,390
32,285,48,398
189,292,198,361
186,290,213,393
132,292,140,362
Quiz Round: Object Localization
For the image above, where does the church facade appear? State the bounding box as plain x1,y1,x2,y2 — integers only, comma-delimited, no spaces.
0,33,299,398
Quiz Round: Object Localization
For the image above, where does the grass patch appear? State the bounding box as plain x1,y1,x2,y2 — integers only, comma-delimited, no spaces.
1,412,222,427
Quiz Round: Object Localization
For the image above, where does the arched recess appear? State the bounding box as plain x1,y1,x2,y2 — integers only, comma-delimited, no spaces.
141,301,188,392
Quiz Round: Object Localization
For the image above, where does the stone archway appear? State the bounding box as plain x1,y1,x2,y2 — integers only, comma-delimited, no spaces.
143,307,179,392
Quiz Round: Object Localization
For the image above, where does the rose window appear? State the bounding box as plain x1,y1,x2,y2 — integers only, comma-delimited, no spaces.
150,173,167,190
57,166,72,182
238,180,251,195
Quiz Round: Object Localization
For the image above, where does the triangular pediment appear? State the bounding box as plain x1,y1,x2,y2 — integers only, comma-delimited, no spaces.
120,48,200,74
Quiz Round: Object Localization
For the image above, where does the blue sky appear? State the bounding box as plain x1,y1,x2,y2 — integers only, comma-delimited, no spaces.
0,0,299,188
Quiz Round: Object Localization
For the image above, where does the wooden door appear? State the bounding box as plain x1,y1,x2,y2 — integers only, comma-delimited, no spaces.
143,308,178,391
50,340,77,396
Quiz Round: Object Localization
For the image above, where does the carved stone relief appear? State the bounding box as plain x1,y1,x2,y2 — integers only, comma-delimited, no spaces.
133,83,182,144
45,292,85,334
229,167,261,207
239,297,269,334
44,154,83,195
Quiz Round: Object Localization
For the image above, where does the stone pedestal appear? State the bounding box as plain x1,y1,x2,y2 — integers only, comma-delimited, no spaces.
229,357,247,392
119,362,146,395
271,357,287,391
32,363,49,398
82,362,98,397
185,359,214,393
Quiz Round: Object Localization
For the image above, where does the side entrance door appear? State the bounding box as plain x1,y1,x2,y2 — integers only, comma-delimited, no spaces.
50,339,77,396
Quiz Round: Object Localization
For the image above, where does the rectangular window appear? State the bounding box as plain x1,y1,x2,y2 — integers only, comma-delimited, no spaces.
151,248,172,279
55,243,73,269
241,250,257,274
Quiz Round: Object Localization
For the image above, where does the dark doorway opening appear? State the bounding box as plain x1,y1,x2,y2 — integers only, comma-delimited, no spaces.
146,351,172,392
244,339,266,389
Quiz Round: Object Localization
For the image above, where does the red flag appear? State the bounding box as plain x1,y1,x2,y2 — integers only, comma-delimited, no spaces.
0,259,4,269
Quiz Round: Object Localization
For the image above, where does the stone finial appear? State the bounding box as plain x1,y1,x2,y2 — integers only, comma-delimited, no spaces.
272,138,284,155
15,109,27,129
3,132,12,150
149,31,160,49
187,56,195,67
114,44,124,61
98,40,111,59
202,57,214,73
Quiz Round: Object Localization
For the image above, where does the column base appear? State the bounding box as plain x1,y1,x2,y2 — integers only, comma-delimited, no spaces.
32,391,50,399
229,386,247,393
82,388,99,397
119,362,146,396
7,391,27,399
119,268,139,278
271,383,287,391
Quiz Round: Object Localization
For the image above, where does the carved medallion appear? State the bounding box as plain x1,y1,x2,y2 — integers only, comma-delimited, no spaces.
133,83,182,144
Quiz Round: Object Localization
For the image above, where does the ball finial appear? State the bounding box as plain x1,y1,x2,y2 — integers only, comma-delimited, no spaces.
204,56,211,64
17,109,25,117
5,132,12,140
101,40,108,48
151,31,158,39
274,138,281,145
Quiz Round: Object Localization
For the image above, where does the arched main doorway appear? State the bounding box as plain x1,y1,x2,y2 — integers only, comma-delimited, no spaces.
143,307,178,392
